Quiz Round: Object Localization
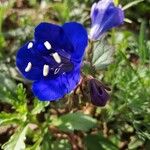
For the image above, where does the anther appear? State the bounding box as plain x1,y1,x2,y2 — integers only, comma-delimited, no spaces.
52,52,61,63
54,68,60,74
44,41,51,50
25,62,32,72
27,42,33,49
43,65,49,76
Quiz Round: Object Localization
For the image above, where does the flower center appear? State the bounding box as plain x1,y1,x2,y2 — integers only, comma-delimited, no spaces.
25,41,74,77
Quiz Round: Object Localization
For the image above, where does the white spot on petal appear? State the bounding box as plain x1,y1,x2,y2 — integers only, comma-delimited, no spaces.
44,41,51,50
43,65,49,76
52,52,61,63
28,42,33,49
25,62,32,72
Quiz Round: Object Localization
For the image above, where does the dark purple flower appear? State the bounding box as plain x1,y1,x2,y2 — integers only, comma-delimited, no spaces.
89,0,124,40
16,22,88,101
88,79,110,106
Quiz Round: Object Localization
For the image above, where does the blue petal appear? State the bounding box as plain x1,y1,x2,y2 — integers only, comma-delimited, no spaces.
16,42,44,80
63,63,80,93
16,41,59,80
32,65,80,101
34,22,73,54
32,77,67,101
62,22,88,62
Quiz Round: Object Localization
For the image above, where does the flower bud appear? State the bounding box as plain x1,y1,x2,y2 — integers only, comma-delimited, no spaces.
89,0,124,40
88,79,110,106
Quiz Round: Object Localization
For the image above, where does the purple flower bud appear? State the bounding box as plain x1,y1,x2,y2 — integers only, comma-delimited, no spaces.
89,79,110,107
89,0,124,40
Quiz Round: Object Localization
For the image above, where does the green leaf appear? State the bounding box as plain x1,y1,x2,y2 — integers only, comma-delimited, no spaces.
52,2,70,23
84,134,119,150
31,98,50,115
2,125,28,150
53,112,97,132
14,83,27,114
0,113,21,125
138,20,149,63
41,132,52,150
122,0,144,10
84,135,105,150
0,71,16,103
92,41,114,70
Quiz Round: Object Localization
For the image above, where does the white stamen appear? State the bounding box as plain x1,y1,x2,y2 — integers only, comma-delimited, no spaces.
54,68,60,74
43,65,49,76
52,52,61,63
44,41,51,50
25,62,32,72
27,42,33,49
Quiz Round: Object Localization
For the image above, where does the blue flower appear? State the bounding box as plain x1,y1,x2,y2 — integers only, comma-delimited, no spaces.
89,0,124,40
16,22,88,101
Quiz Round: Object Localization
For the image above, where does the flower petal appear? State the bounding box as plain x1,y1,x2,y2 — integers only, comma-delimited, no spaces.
16,41,61,80
32,66,80,101
63,64,80,93
16,42,44,80
62,22,88,62
32,77,67,101
34,22,73,54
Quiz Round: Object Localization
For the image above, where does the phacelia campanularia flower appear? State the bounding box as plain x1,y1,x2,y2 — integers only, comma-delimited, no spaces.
16,22,88,101
89,0,124,40
89,79,110,106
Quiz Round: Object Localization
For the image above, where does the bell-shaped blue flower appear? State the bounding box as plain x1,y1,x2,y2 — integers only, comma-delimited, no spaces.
89,0,124,40
16,22,88,101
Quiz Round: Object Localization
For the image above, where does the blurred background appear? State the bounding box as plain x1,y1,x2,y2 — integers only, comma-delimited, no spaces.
0,0,150,150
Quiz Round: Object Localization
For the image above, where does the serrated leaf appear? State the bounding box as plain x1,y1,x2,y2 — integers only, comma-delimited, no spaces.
31,99,50,115
16,83,26,104
92,41,114,70
0,113,21,125
14,83,27,114
2,125,28,150
53,112,97,132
